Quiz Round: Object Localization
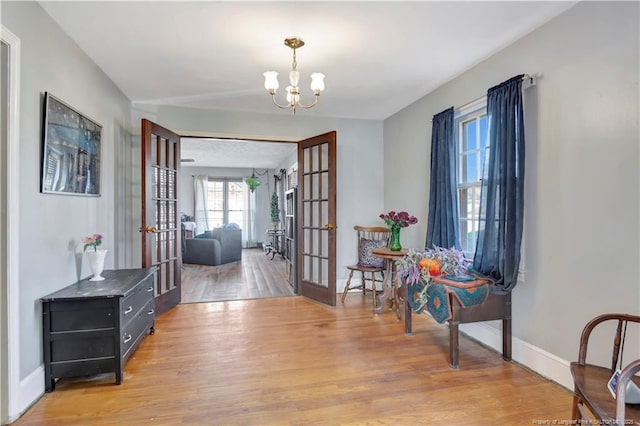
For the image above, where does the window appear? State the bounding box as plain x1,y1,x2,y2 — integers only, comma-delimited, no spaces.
455,99,488,256
206,178,245,228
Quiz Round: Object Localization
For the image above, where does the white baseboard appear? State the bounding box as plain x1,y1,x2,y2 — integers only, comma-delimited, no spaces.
459,322,573,390
11,366,44,422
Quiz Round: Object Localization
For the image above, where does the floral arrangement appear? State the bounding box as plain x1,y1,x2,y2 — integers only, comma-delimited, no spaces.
396,246,471,313
83,234,103,252
397,246,471,285
379,211,418,229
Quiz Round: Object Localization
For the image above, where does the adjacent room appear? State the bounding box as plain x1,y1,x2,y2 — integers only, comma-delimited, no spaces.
1,1,638,424
178,137,298,303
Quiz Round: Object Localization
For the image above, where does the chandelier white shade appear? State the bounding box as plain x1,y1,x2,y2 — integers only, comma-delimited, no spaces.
264,37,325,114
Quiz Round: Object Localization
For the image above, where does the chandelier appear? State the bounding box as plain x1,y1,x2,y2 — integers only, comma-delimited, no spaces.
263,37,325,114
244,169,261,192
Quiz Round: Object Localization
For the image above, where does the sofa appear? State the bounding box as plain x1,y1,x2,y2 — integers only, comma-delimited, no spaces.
183,228,242,266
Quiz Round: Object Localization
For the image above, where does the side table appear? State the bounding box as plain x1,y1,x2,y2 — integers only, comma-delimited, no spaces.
372,247,408,319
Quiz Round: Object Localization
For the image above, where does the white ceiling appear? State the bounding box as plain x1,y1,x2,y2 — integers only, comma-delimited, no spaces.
39,1,576,169
39,1,576,122
180,137,296,168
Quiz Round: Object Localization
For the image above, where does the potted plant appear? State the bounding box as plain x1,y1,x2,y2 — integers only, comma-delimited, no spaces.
270,192,280,228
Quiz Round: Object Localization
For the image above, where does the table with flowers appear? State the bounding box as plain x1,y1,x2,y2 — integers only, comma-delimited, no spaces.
397,247,512,369
373,211,418,319
372,247,408,319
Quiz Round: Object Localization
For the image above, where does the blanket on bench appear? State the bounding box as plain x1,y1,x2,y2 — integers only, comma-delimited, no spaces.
407,275,490,323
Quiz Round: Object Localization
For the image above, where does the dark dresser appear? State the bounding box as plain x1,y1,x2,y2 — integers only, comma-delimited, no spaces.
41,268,157,392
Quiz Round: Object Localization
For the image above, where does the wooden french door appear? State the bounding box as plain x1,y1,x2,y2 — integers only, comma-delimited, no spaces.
297,131,337,306
141,119,181,316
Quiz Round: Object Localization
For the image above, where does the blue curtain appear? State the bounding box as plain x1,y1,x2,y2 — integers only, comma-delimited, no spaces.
426,107,460,250
473,75,525,293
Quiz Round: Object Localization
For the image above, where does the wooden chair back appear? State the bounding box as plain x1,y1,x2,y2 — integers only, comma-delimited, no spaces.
571,313,640,424
354,226,390,261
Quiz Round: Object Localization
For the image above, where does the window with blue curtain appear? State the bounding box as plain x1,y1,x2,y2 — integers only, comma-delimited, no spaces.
472,74,526,293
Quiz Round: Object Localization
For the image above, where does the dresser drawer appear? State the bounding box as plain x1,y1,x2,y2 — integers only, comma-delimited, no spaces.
121,299,154,359
49,299,116,332
120,276,154,328
50,329,116,362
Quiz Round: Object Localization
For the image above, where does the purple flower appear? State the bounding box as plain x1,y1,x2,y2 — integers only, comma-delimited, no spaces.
380,210,418,229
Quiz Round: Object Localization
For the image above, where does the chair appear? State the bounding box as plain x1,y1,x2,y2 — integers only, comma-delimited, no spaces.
341,226,390,305
570,313,640,425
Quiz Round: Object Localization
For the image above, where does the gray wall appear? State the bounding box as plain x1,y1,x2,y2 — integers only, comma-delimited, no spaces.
2,1,132,385
384,1,639,368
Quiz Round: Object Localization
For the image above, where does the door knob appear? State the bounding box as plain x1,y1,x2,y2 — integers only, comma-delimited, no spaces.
324,224,335,230
139,226,157,233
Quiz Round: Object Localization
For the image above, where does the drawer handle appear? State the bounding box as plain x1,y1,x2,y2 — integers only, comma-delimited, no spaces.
123,334,132,343
147,309,154,316
124,306,133,315
146,286,153,293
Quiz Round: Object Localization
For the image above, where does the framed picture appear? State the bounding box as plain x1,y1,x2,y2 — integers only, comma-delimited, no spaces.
41,92,102,196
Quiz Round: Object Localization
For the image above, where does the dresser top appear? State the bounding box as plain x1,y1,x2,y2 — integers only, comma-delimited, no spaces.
41,268,157,301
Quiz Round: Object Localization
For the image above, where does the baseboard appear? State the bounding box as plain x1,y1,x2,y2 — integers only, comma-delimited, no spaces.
11,366,44,422
459,322,573,390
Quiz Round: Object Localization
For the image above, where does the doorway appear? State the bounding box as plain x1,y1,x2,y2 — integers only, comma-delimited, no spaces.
1,25,20,424
178,137,297,303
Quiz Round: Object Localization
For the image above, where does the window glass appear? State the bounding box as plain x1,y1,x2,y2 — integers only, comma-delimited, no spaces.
456,99,487,256
206,178,245,229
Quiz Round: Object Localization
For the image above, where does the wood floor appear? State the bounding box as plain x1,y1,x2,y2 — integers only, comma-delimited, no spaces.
181,248,295,303
15,295,573,425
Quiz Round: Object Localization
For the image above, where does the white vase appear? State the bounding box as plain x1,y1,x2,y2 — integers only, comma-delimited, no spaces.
87,249,107,281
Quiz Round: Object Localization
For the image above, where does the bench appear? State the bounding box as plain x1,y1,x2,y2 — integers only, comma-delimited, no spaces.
404,281,512,369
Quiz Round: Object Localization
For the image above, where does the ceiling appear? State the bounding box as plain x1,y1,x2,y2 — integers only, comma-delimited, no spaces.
39,1,576,122
180,137,296,169
39,1,576,169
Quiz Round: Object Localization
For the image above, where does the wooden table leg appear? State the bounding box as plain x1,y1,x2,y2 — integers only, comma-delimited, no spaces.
449,319,460,369
404,298,413,335
391,265,400,320
374,260,392,314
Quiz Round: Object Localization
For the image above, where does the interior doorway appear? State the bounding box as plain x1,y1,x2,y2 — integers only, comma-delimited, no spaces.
1,25,20,424
178,137,298,303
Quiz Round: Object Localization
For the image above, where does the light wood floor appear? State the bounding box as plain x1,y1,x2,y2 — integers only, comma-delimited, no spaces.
15,295,573,425
181,248,295,303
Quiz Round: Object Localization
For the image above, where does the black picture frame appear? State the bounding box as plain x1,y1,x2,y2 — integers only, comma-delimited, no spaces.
41,92,102,196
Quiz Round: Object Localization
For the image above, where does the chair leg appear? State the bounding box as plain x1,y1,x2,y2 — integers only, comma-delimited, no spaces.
341,270,355,303
371,271,381,310
571,394,582,422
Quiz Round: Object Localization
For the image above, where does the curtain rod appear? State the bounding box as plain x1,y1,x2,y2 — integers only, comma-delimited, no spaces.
430,73,539,122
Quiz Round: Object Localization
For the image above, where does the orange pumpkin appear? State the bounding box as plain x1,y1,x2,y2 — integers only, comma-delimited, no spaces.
419,257,432,270
429,259,442,276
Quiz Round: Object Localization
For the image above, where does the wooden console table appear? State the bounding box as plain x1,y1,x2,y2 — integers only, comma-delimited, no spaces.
41,268,157,391
404,285,512,369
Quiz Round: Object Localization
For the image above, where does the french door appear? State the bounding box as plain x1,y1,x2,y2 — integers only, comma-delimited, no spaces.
297,131,337,306
141,119,182,316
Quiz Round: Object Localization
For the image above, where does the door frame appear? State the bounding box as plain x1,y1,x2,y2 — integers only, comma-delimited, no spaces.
1,24,21,423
